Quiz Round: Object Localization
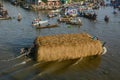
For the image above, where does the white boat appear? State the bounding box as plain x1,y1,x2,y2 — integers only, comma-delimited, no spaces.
51,9,61,13
32,19,48,26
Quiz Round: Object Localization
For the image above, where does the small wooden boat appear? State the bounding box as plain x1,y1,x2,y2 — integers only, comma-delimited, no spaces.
36,24,58,29
17,13,22,21
21,4,31,10
0,16,11,20
11,1,19,6
104,15,109,22
113,10,118,15
58,17,73,22
83,10,97,20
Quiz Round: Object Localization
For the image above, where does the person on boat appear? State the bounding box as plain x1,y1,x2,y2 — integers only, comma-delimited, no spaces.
17,13,22,21
92,36,98,40
93,12,97,20
34,18,41,22
3,10,8,18
47,20,50,26
20,48,25,54
58,14,61,18
78,18,81,23
102,42,106,47
104,15,109,22
20,47,30,56
113,9,117,15
118,6,120,11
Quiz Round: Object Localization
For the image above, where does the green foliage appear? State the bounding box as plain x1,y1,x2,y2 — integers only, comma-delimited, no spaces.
42,0,47,3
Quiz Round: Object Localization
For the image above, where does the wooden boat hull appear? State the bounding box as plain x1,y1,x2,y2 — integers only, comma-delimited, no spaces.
66,21,82,25
104,18,109,22
36,24,58,29
58,18,72,22
0,17,11,20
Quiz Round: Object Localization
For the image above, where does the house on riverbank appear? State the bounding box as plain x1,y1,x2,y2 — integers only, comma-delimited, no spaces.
24,0,61,10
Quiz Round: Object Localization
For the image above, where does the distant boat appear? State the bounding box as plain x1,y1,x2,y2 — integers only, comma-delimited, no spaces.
36,24,58,29
21,4,31,10
0,16,11,20
17,13,22,21
66,18,82,25
32,19,48,26
47,12,58,18
58,17,72,22
51,9,61,13
104,15,109,22
113,10,118,15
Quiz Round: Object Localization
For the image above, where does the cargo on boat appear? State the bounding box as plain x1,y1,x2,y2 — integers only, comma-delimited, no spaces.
33,33,106,62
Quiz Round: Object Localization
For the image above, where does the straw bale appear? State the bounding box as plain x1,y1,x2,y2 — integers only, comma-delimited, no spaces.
34,33,103,62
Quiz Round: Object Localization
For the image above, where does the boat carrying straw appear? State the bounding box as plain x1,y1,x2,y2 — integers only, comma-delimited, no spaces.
34,33,106,62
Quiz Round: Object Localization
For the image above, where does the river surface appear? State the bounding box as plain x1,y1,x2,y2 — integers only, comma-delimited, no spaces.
0,1,120,80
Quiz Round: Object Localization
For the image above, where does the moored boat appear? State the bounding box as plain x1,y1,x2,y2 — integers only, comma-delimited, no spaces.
83,10,97,20
58,17,73,22
104,15,109,22
0,16,11,20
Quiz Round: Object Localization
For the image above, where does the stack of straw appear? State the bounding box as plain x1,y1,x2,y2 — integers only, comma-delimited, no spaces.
34,33,103,62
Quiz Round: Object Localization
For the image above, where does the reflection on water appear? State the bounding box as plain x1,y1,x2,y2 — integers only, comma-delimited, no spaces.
0,1,120,80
